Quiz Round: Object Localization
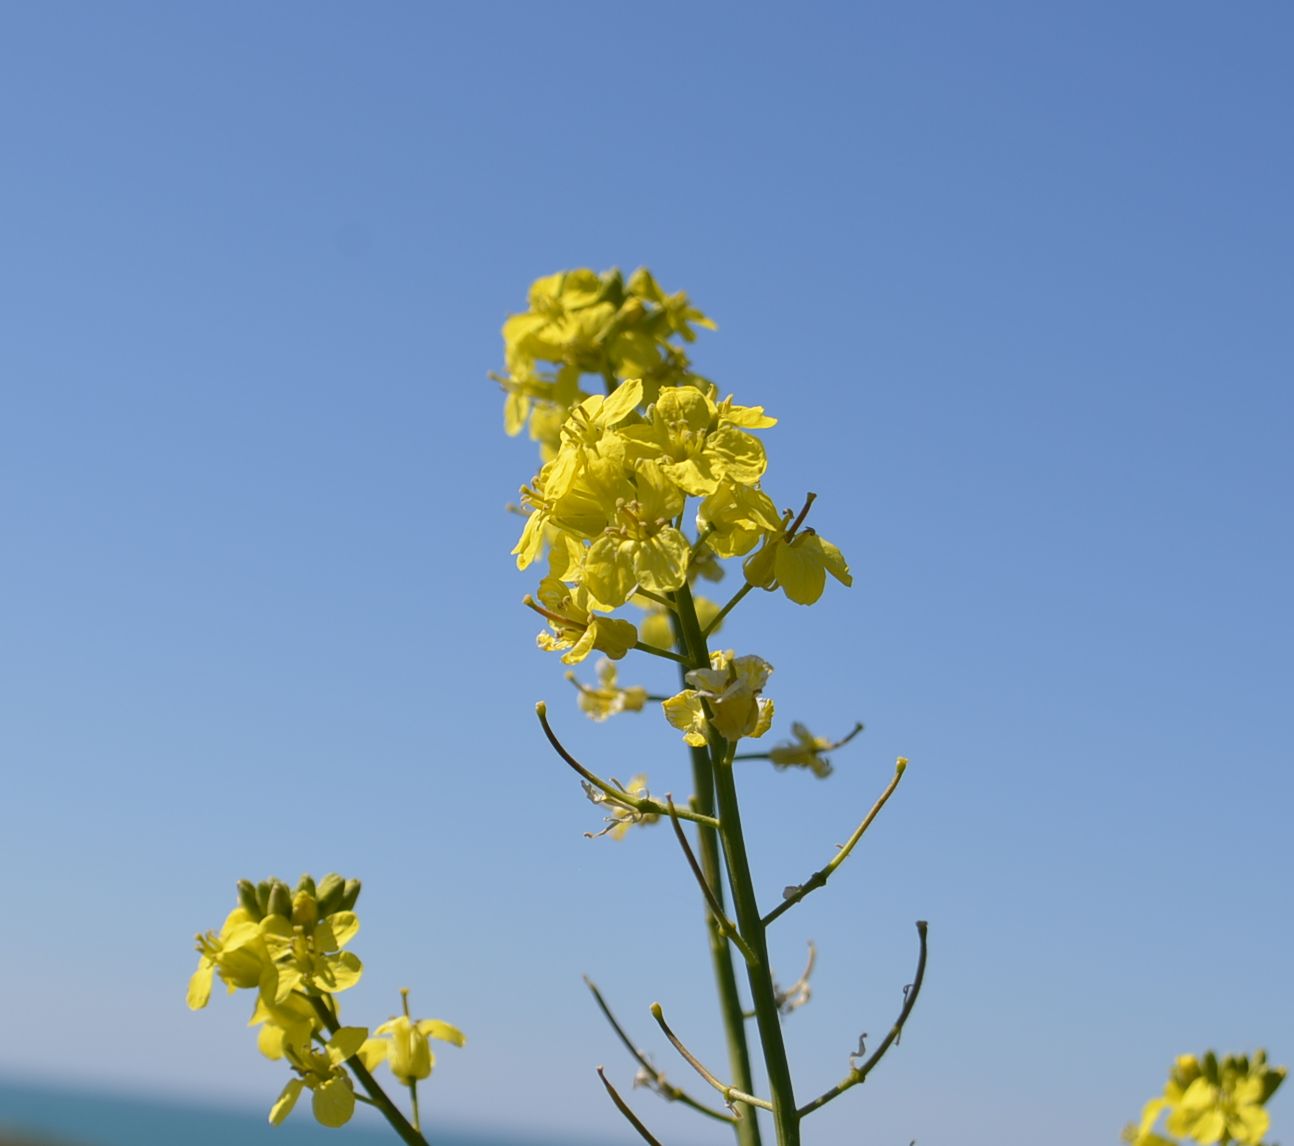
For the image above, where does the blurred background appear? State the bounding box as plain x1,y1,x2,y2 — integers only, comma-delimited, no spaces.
2,3,1290,1144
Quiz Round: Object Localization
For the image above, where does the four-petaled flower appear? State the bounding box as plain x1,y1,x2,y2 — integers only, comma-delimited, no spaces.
664,651,775,746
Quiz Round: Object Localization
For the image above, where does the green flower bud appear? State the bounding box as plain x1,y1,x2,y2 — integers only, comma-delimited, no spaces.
266,880,293,920
340,878,362,912
255,880,273,915
316,873,345,916
236,880,263,920
296,873,317,897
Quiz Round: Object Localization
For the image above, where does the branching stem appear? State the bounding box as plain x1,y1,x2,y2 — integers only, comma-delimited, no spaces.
763,758,906,928
583,977,736,1125
534,703,719,829
796,921,929,1119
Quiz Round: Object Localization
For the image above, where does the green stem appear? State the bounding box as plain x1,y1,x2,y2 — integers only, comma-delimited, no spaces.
710,740,800,1146
307,996,427,1146
669,590,763,1146
675,580,799,1144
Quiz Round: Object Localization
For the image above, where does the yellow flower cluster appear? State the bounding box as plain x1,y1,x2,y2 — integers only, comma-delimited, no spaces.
188,875,464,1129
502,268,857,836
1126,1050,1286,1146
508,334,851,667
495,266,715,458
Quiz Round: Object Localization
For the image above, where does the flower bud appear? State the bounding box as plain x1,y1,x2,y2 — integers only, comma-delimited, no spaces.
339,878,362,912
256,880,273,915
316,873,345,916
237,879,263,920
266,880,293,920
296,874,317,897
292,889,319,928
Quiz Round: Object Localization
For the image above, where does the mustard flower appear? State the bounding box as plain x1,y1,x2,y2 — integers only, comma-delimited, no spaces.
187,907,270,1010
569,659,649,721
743,526,852,606
621,385,772,497
269,1026,368,1128
769,723,839,779
532,578,638,665
664,651,775,745
1129,1051,1286,1146
258,909,363,1005
361,990,466,1086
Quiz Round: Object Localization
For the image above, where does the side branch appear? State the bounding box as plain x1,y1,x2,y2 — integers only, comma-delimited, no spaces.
650,1002,774,1114
597,1067,665,1146
797,920,929,1119
667,797,758,965
534,703,720,830
583,977,736,1125
763,757,906,927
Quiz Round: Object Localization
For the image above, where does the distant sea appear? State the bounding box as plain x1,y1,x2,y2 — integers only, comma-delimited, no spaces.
0,1079,584,1146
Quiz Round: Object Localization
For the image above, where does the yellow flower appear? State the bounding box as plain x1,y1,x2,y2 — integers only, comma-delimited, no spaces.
583,460,691,608
620,385,771,497
257,909,363,1006
743,527,852,605
697,480,784,559
269,1026,368,1128
769,722,847,779
496,269,715,447
360,990,466,1086
568,659,649,721
531,578,638,665
1129,1051,1286,1146
187,907,269,1010
663,651,775,745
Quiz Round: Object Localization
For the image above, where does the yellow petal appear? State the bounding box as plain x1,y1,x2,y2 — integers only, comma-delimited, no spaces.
311,1075,356,1128
268,1078,303,1125
186,962,214,1011
416,1019,467,1047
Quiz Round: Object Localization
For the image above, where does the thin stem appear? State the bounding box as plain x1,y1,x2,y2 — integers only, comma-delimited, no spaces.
401,989,422,1133
763,758,907,928
306,996,426,1146
786,492,817,537
583,976,736,1124
634,587,676,611
597,1067,665,1146
666,796,758,965
733,721,864,762
534,702,720,829
633,640,690,665
703,582,754,639
797,921,929,1119
650,1003,773,1113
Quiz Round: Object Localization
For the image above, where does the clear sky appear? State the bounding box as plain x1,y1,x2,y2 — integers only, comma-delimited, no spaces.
2,4,1290,1145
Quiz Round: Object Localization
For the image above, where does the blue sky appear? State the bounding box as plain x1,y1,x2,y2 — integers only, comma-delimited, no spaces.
2,4,1290,1145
